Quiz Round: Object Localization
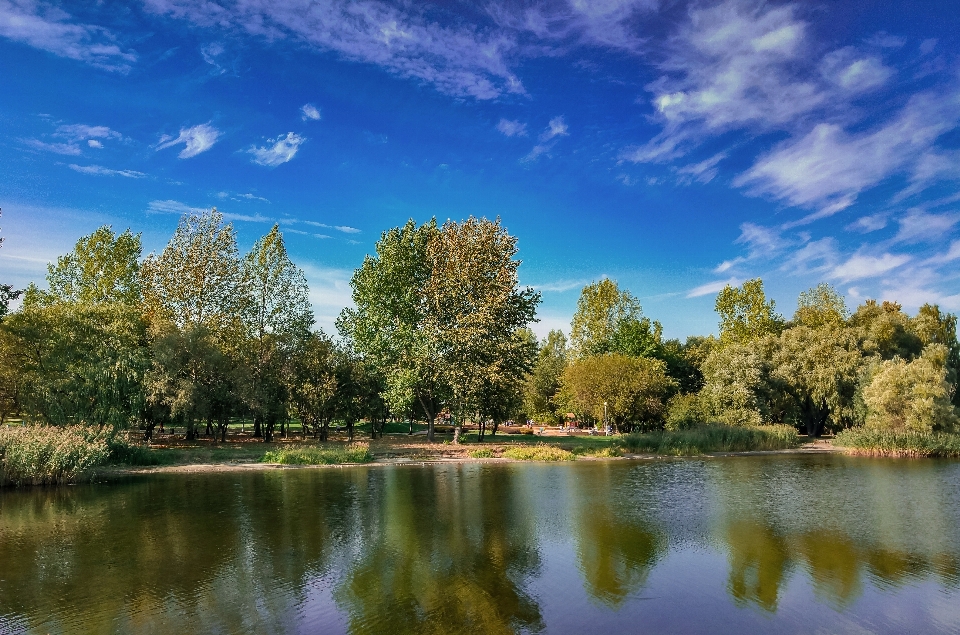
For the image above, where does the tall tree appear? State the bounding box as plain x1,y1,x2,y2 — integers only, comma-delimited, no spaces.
140,209,243,330
424,217,540,443
570,279,642,357
715,279,783,345
287,331,339,440
46,226,142,305
239,225,312,442
338,220,447,440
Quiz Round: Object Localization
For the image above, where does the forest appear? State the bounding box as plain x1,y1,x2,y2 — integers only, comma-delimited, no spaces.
1,210,959,478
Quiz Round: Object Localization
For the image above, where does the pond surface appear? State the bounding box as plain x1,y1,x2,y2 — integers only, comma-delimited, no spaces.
2,455,960,634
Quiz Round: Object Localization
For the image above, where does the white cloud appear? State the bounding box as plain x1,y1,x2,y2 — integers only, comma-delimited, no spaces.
68,164,145,178
147,200,208,216
0,0,137,72
735,222,784,259
675,152,726,184
830,252,910,282
535,278,593,293
22,138,81,155
779,237,838,276
88,139,103,148
497,118,527,137
156,123,221,159
847,213,888,233
686,277,740,298
301,220,360,234
893,210,960,244
820,47,893,93
200,41,225,71
926,240,960,264
56,124,122,141
301,103,321,121
248,132,305,167
540,116,568,142
143,0,524,100
298,263,355,335
734,91,960,214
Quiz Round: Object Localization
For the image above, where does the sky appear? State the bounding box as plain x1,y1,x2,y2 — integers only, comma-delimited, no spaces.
2,0,959,339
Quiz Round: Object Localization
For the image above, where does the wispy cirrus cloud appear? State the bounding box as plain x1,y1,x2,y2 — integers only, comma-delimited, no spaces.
68,164,145,178
523,115,569,162
22,138,82,155
0,0,137,71
248,132,305,167
143,0,525,100
156,123,220,159
686,277,740,298
496,118,527,137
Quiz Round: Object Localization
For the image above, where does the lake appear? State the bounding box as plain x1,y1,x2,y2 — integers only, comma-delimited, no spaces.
1,455,959,634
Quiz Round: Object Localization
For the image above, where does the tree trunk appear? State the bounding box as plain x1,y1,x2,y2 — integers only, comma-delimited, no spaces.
491,419,499,437
253,417,262,438
205,416,213,437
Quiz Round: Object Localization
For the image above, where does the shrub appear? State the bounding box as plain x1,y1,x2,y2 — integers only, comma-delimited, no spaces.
665,393,705,431
502,444,574,461
834,428,960,457
621,424,797,456
572,445,621,458
0,425,111,486
262,443,372,465
468,448,496,459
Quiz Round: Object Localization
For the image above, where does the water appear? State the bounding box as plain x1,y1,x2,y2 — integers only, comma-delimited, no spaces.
1,455,959,634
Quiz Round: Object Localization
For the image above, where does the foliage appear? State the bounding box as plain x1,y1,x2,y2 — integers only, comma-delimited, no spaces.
45,226,142,305
620,425,798,456
570,279,643,357
502,444,574,461
523,329,567,423
0,284,21,321
861,344,958,434
561,353,674,432
468,448,496,458
793,283,847,329
834,428,960,457
0,425,111,486
849,300,923,361
715,278,783,344
262,444,372,465
699,339,774,427
664,393,706,431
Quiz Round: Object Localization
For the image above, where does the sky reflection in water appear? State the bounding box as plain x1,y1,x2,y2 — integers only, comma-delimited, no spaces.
0,455,959,634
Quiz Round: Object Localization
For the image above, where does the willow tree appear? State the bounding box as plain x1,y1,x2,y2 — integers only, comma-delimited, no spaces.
715,278,783,345
424,217,540,443
239,225,312,442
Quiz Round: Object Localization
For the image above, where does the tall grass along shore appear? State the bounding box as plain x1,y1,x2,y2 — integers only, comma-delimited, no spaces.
835,428,960,458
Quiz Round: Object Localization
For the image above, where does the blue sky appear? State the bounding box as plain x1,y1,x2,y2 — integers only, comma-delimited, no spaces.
2,0,959,338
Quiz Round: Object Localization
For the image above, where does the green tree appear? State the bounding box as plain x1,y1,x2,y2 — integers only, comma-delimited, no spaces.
46,226,142,305
911,303,960,407
793,283,847,329
523,329,567,423
861,344,958,433
715,278,783,345
700,338,777,426
423,217,540,442
570,279,642,357
338,220,447,440
772,326,865,436
848,300,923,361
561,353,674,432
239,225,312,442
287,331,339,440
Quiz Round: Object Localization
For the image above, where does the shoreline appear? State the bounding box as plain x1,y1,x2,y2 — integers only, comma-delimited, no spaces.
100,441,845,478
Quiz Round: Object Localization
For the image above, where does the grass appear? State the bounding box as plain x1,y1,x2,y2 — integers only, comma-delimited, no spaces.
572,445,622,458
0,425,110,486
502,444,575,462
620,424,799,456
834,428,960,457
468,448,496,459
262,443,373,465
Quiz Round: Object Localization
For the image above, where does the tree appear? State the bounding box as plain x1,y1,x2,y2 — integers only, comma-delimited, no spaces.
716,279,783,345
772,326,864,436
912,303,960,407
848,300,922,361
700,338,777,426
46,226,142,305
524,329,567,423
793,283,847,329
239,225,313,442
561,354,674,433
0,208,16,322
287,331,339,440
423,217,540,442
140,209,243,331
861,344,958,433
338,219,446,440
570,279,642,357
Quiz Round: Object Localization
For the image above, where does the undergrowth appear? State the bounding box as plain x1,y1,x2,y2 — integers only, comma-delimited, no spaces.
621,424,798,456
262,444,372,465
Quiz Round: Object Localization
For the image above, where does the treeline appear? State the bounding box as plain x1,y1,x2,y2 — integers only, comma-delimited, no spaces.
525,278,960,437
1,212,958,442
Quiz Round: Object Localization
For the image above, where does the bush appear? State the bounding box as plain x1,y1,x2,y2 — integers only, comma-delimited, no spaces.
621,424,798,456
834,428,960,457
665,393,705,431
0,425,111,486
262,443,372,465
502,444,574,461
468,448,496,459
572,445,621,458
